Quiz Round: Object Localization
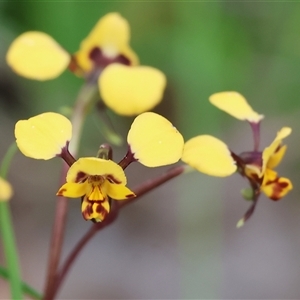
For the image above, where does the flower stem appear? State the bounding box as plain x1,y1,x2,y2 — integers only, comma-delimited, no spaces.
51,164,188,297
0,143,23,299
43,84,98,300
118,147,136,170
249,121,261,152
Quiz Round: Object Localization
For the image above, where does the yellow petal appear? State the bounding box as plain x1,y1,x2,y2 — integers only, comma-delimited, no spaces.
209,92,264,123
56,181,90,198
66,157,126,184
81,197,110,221
99,64,166,116
182,135,237,177
75,12,138,72
6,31,70,80
0,177,13,201
262,127,292,174
261,169,293,200
104,181,135,200
267,145,287,170
127,112,184,167
15,112,72,160
274,127,292,141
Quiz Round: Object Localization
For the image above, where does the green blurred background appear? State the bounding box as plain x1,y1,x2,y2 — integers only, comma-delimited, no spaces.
1,2,300,299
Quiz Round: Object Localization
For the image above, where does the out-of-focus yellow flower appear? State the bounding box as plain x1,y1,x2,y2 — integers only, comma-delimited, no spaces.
74,12,138,73
6,13,136,80
57,157,135,222
182,135,237,177
209,91,264,123
246,127,293,200
14,112,72,160
0,177,13,201
99,64,166,116
6,12,166,116
183,91,292,226
127,112,184,167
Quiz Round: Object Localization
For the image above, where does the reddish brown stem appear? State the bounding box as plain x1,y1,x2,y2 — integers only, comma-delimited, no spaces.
43,164,69,300
118,148,136,170
52,164,187,298
59,144,76,167
53,209,119,299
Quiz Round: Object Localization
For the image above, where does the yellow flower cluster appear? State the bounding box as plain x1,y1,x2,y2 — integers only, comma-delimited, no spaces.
6,13,166,116
9,13,293,226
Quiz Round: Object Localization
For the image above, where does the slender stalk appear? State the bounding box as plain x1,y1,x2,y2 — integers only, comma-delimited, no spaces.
43,84,98,300
53,210,119,298
0,143,22,299
0,266,42,300
249,121,261,152
52,164,189,297
68,84,98,155
118,148,136,170
120,164,189,208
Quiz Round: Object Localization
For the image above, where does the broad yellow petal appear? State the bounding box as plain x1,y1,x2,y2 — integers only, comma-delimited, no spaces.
209,92,264,123
15,112,72,160
274,127,292,141
267,145,287,170
182,135,237,177
57,181,90,198
0,177,13,201
75,12,138,72
6,32,70,80
99,64,166,116
104,181,135,200
127,112,184,167
66,157,126,184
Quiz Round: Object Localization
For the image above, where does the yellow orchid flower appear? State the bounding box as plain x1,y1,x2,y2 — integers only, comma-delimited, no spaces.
6,13,136,80
57,157,135,222
6,12,166,116
182,91,292,227
0,177,13,201
246,127,293,201
14,111,184,221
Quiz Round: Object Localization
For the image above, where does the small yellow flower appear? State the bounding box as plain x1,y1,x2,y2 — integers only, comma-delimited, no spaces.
246,127,293,200
6,12,166,116
183,91,292,226
57,157,135,222
74,12,138,73
14,111,184,220
0,177,13,201
14,112,72,160
127,112,184,167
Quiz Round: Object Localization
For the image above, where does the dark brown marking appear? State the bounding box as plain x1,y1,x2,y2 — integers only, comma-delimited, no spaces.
56,188,66,196
75,171,87,183
89,46,131,69
106,174,121,184
126,193,136,199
